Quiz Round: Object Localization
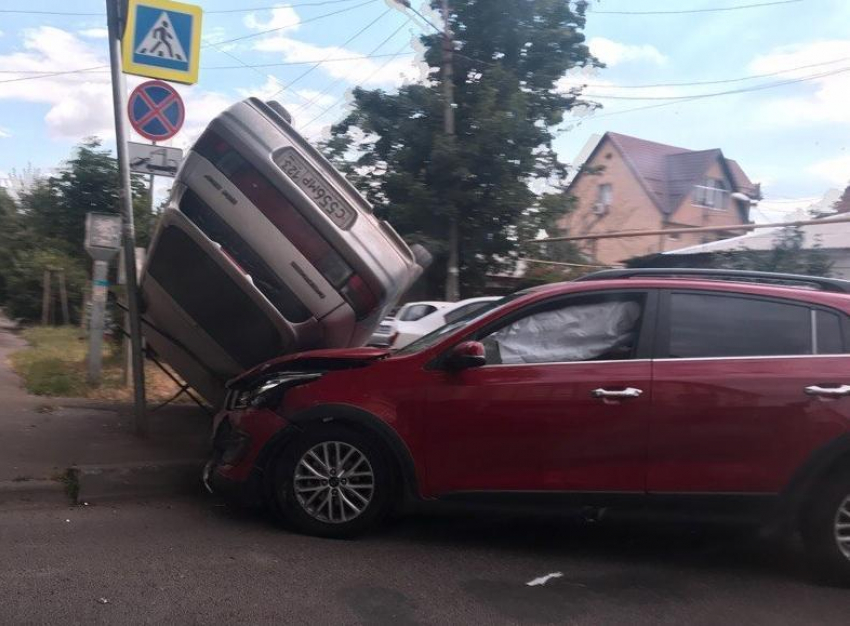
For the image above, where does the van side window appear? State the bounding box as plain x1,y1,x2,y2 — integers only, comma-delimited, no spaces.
668,293,810,358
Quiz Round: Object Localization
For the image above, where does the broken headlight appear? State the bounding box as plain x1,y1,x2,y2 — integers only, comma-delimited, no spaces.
229,372,323,410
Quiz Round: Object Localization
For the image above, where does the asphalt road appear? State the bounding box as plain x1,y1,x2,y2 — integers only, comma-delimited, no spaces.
1,496,849,625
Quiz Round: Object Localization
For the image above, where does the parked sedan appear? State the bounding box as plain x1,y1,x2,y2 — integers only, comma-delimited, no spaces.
367,301,449,347
207,268,850,583
391,296,502,348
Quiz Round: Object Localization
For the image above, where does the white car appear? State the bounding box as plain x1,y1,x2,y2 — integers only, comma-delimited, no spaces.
368,301,449,347
391,297,502,348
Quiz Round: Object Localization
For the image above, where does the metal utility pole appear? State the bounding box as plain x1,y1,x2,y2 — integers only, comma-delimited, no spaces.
440,0,459,302
106,0,148,436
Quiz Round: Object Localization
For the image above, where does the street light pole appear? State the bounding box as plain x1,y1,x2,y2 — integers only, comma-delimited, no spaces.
106,0,148,436
440,0,459,302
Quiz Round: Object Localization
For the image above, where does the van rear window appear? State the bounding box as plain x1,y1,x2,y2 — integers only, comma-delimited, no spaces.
179,189,313,324
194,130,355,291
193,129,382,319
148,225,286,369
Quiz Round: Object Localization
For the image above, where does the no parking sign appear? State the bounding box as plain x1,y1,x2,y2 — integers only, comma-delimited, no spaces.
127,80,184,141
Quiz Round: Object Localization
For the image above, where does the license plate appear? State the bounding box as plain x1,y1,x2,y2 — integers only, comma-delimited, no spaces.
276,148,356,229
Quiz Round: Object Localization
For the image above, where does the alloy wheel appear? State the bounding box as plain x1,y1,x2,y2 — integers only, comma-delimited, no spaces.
834,494,850,560
293,441,375,524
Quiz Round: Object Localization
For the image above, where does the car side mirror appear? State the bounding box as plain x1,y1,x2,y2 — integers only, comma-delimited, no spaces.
446,341,487,370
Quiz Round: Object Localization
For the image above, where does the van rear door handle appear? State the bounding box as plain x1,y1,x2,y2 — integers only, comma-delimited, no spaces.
591,387,643,400
805,385,850,398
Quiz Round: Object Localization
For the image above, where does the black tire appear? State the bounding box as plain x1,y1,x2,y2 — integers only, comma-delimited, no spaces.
268,424,395,538
800,472,850,586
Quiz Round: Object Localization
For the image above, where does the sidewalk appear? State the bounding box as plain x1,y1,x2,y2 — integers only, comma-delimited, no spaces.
0,311,212,505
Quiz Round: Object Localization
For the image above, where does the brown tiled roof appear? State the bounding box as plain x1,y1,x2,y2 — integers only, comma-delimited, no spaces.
599,132,756,217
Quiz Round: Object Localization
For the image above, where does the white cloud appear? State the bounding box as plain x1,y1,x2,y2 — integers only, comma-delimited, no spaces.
0,27,233,145
807,153,850,186
78,28,109,39
244,5,300,32
749,40,850,128
253,35,423,88
0,127,10,138
588,37,667,67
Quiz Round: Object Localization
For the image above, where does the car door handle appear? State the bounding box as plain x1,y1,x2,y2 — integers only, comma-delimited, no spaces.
591,387,643,399
805,385,850,398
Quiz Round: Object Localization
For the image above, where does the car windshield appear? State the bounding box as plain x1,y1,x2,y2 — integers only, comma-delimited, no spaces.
393,295,514,355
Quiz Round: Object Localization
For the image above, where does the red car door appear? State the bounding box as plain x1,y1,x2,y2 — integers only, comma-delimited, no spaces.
421,290,656,497
649,290,850,494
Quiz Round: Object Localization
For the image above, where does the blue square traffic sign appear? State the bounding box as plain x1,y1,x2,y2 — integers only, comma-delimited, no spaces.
122,0,202,85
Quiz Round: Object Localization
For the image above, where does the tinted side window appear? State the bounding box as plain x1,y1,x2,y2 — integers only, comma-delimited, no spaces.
816,310,844,354
668,293,810,358
481,293,645,365
401,305,436,321
444,302,488,325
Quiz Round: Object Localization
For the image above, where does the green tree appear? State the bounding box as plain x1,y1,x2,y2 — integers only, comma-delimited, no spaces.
19,138,154,260
324,0,598,297
833,183,850,214
715,226,833,276
2,139,154,322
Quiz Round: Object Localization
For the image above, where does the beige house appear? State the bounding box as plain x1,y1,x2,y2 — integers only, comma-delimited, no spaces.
558,132,761,266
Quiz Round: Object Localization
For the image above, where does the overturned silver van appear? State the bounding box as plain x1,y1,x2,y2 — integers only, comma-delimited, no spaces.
140,98,429,406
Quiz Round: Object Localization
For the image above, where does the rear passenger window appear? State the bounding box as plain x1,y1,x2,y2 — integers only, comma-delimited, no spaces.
816,310,844,354
400,305,436,321
668,293,810,358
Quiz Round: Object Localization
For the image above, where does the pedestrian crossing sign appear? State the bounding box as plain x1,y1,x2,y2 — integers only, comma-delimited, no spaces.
122,0,202,85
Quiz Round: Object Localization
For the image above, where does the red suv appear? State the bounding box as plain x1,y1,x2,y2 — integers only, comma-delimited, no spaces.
206,269,850,582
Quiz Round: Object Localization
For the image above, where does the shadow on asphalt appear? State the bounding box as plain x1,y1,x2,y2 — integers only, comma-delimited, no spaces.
204,494,811,585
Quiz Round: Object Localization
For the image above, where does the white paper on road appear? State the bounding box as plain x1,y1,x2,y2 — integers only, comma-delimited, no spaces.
526,572,564,586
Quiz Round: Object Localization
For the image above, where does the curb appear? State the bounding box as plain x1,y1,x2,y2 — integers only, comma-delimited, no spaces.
0,479,70,509
71,459,207,504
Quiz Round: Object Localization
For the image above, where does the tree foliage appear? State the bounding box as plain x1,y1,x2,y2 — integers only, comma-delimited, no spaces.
713,226,833,276
0,139,153,323
323,0,597,297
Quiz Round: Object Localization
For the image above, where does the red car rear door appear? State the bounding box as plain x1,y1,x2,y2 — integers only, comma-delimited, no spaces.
421,290,657,497
649,289,850,494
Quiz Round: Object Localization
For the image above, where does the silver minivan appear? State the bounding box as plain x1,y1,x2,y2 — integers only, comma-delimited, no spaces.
140,98,428,405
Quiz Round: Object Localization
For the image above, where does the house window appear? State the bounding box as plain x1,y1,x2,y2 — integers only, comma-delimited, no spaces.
597,183,612,207
693,177,728,210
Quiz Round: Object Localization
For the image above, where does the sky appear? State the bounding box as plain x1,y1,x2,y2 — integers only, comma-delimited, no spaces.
0,0,849,220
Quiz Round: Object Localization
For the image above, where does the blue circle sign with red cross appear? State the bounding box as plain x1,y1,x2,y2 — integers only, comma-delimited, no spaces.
127,80,184,141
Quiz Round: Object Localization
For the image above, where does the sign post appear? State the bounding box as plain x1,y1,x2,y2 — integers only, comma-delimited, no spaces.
106,0,148,436
84,213,122,385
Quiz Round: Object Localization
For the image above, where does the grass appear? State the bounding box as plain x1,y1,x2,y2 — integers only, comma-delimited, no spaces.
9,325,192,403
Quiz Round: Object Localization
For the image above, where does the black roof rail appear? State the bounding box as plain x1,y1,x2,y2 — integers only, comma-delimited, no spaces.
575,268,850,294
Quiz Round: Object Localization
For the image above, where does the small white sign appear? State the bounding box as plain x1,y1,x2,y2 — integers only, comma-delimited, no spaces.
128,142,183,177
85,212,122,262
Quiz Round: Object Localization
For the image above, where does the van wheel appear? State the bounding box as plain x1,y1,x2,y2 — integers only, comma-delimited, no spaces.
269,425,393,538
801,472,850,586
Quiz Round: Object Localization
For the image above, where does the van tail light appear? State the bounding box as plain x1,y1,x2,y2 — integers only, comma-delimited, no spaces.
388,332,399,347
341,275,378,320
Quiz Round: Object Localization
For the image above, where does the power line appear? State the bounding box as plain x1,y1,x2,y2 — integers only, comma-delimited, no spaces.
586,0,803,15
0,65,105,85
575,55,850,90
0,53,417,76
267,7,393,99
581,65,850,101
0,0,369,17
568,65,850,124
303,41,412,128
291,16,413,115
209,0,377,46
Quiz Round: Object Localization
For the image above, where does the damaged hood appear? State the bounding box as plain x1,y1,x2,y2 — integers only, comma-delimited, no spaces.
228,347,391,389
